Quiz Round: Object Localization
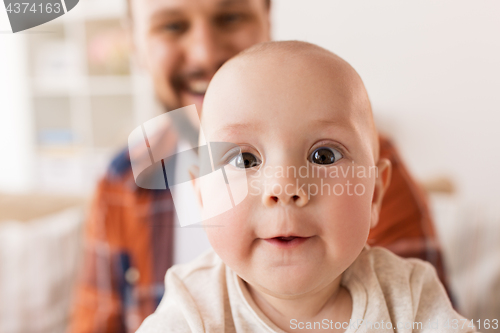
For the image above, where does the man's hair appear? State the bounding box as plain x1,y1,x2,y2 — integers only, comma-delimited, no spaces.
125,0,271,20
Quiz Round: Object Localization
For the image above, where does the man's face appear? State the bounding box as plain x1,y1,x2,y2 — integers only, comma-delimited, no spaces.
130,0,271,112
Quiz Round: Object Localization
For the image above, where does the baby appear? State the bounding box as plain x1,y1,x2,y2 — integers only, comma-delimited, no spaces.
137,41,476,332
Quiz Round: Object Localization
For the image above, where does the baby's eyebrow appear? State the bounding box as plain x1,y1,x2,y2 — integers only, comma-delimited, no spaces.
311,117,352,128
214,122,257,135
214,117,353,135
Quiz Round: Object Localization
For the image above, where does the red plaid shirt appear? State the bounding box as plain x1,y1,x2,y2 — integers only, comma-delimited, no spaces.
68,135,449,333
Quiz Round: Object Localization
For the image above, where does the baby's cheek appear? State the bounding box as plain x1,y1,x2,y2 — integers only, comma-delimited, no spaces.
203,203,256,270
319,177,374,260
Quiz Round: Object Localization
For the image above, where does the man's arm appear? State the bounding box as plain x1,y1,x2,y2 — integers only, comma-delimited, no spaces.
369,135,451,294
67,178,128,333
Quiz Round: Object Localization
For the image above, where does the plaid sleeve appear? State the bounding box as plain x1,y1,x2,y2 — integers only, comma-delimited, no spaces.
67,178,128,333
67,155,175,333
369,134,451,295
68,124,179,333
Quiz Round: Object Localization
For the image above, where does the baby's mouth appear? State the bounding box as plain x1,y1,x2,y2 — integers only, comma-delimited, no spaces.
264,236,311,248
276,236,298,242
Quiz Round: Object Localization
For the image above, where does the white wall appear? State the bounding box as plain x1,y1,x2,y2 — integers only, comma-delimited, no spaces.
0,10,35,192
272,0,500,205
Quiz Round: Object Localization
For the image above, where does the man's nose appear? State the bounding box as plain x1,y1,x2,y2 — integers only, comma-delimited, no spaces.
185,22,229,71
262,177,309,208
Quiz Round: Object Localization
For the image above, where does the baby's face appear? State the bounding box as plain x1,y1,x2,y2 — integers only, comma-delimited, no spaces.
198,45,384,297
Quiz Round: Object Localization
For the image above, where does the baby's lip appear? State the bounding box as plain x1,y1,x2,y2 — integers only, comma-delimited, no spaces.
263,233,313,240
265,235,305,240
274,236,300,241
263,235,312,248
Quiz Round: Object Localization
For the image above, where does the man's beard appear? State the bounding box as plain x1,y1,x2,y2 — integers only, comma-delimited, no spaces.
166,104,200,150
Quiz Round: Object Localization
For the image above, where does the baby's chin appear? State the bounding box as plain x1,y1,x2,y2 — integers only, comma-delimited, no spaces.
240,260,339,298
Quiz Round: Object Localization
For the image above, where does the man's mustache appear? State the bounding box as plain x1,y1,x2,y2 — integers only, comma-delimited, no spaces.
173,69,208,87
172,63,224,89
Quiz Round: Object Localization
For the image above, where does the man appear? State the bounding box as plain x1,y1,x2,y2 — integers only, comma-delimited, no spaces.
68,0,447,332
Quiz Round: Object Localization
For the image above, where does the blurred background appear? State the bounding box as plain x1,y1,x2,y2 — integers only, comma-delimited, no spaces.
0,0,499,332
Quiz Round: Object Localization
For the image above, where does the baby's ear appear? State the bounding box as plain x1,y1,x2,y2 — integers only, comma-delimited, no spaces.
370,158,392,229
188,166,203,208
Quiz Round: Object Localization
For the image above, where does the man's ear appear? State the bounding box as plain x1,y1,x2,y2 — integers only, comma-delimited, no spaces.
370,158,392,229
264,0,272,41
188,166,203,208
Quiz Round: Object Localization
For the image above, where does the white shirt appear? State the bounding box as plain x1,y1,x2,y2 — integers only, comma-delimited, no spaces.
171,140,212,265
137,247,477,333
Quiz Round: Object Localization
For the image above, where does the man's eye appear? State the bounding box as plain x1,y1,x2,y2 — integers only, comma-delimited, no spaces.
216,13,244,27
163,21,188,34
309,147,343,165
228,152,261,169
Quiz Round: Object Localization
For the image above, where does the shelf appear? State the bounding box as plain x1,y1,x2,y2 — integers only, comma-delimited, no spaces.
20,0,150,195
90,95,134,148
35,147,115,194
88,76,132,95
31,76,85,95
31,75,133,96
61,0,126,22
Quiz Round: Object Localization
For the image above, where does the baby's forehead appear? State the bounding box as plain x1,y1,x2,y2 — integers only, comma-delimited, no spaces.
206,54,361,125
202,41,378,158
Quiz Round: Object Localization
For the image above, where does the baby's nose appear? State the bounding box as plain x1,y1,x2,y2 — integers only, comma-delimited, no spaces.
262,181,309,208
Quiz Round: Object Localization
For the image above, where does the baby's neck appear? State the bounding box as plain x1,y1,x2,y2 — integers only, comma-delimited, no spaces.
246,275,352,332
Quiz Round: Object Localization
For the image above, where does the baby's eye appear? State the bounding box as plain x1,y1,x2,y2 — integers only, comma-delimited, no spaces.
309,147,343,165
228,152,261,169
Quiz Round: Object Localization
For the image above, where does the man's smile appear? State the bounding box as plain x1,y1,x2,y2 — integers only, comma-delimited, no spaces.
185,79,210,95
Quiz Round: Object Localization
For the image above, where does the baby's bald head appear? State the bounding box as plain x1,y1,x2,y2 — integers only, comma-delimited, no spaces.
203,40,379,163
196,42,392,300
